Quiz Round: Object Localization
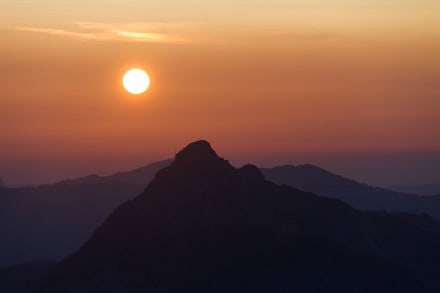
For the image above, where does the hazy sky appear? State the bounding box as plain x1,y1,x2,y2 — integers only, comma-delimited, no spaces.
1,0,439,186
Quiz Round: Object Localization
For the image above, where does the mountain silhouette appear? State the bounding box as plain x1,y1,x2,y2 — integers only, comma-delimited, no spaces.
55,160,172,187
0,160,170,267
3,153,440,269
389,184,440,196
261,165,440,218
33,141,440,292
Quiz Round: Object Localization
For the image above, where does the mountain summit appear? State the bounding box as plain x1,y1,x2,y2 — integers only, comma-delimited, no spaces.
153,139,235,186
173,140,263,182
175,140,219,163
38,141,440,292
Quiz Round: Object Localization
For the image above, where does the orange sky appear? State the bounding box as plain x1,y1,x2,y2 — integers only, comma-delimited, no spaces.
0,1,439,186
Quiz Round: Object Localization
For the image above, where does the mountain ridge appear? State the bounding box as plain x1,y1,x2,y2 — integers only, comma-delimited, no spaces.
261,164,440,218
34,140,440,292
2,149,440,268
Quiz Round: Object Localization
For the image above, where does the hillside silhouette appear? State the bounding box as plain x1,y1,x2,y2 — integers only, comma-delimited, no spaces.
31,141,440,292
389,184,440,196
0,161,170,267
262,165,440,218
3,151,440,268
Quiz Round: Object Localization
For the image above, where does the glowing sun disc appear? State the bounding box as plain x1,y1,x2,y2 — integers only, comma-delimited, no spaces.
123,69,150,94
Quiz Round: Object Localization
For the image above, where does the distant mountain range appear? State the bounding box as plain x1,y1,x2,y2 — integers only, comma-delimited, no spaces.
389,184,440,196
261,165,440,217
0,160,170,267
2,149,440,271
16,140,439,292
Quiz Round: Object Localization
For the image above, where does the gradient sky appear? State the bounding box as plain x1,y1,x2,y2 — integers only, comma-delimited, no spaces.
1,0,439,186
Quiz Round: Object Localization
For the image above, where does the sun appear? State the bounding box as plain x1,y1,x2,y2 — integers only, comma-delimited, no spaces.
123,68,150,95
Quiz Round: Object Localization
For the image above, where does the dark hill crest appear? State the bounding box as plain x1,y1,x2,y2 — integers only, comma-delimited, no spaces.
175,140,218,161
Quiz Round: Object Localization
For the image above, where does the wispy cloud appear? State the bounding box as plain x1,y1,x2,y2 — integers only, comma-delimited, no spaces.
15,21,193,44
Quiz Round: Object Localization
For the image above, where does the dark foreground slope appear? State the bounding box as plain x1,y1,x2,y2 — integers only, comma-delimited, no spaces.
35,141,440,292
0,261,56,293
